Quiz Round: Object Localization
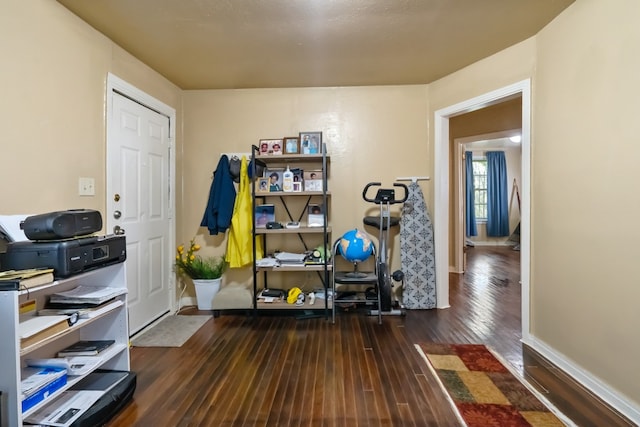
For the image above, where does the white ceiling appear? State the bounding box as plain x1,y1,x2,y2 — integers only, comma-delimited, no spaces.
56,0,574,90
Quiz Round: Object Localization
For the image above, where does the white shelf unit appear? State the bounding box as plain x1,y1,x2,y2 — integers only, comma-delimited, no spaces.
250,144,331,317
0,262,129,427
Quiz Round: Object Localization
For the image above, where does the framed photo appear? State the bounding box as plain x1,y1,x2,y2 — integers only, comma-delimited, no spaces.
270,139,283,155
265,168,284,192
259,139,283,155
283,137,300,154
292,181,302,192
303,169,323,191
255,204,275,228
258,139,270,155
291,168,303,184
257,177,269,193
299,131,322,155
307,204,324,227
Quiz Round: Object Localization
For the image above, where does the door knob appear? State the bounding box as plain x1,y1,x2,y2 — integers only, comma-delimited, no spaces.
113,210,122,219
113,225,125,235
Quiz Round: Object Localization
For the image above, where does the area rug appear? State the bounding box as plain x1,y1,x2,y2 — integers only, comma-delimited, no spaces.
415,343,568,427
131,315,210,347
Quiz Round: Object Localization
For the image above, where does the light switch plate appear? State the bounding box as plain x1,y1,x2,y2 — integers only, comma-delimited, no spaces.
79,177,95,196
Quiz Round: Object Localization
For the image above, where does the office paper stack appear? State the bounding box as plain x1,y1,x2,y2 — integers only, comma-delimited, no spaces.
274,252,307,267
48,286,124,306
21,366,68,412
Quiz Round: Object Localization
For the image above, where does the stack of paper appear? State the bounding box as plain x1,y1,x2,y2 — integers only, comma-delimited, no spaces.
274,252,307,266
49,286,125,306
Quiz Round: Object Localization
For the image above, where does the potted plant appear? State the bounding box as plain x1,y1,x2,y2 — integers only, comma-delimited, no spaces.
175,238,227,310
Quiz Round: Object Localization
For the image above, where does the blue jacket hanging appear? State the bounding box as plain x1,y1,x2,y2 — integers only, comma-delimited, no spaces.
200,155,236,235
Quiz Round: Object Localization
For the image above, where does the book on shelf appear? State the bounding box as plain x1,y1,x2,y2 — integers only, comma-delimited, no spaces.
0,268,54,290
58,340,115,357
19,315,71,349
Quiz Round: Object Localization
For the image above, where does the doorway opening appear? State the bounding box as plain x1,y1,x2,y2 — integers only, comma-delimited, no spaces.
453,129,522,273
434,79,531,342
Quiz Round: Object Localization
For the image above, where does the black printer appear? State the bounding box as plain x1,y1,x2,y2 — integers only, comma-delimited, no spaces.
1,234,126,278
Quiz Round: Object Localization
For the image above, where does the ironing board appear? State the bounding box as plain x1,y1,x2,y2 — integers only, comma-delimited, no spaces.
399,181,436,309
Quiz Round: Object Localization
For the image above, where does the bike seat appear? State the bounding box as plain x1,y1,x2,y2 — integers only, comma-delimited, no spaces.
363,216,400,230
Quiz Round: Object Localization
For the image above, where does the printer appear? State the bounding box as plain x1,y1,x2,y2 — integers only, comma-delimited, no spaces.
1,234,126,278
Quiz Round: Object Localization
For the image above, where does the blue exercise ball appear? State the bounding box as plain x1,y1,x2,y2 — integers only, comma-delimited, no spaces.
338,229,373,263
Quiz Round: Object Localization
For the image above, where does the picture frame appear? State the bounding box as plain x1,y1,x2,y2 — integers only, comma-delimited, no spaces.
307,204,324,227
303,169,323,191
299,131,322,155
283,137,300,154
291,167,303,184
255,204,275,228
257,177,269,193
270,139,283,155
258,139,271,155
265,168,284,192
259,139,283,155
292,181,302,192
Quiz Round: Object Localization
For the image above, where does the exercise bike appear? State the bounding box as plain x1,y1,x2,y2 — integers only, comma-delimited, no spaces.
362,181,408,318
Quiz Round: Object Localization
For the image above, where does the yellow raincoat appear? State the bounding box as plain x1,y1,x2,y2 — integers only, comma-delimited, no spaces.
226,156,263,267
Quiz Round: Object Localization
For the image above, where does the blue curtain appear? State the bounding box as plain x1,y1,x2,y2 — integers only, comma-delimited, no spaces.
465,151,477,236
486,151,510,236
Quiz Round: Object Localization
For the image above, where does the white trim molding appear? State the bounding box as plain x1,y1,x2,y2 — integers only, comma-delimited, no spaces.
524,336,640,423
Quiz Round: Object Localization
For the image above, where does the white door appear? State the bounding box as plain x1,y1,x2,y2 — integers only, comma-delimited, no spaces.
107,91,172,334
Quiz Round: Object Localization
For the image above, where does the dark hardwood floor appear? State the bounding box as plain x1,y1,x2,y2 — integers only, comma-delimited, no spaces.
108,246,532,427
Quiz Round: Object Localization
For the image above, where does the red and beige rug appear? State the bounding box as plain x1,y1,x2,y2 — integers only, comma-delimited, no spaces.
415,343,568,427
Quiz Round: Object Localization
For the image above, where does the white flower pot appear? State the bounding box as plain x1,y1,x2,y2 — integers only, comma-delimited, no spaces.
193,278,221,310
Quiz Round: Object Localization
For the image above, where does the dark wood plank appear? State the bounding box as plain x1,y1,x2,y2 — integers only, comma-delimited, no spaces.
104,247,587,426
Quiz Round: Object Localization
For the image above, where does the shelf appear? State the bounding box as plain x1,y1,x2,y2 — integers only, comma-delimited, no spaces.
257,264,333,272
21,343,128,418
19,298,126,356
0,261,130,427
251,142,330,319
256,153,329,163
255,190,330,197
256,226,331,234
256,299,333,310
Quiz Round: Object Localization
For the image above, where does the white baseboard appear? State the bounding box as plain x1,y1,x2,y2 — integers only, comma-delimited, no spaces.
523,336,640,423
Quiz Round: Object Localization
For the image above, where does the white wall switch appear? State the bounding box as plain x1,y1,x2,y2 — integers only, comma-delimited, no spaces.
79,177,95,196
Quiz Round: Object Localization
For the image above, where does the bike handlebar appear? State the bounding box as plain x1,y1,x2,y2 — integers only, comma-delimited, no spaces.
362,182,409,204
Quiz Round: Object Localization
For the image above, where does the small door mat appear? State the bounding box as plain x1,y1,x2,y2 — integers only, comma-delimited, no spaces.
131,315,210,347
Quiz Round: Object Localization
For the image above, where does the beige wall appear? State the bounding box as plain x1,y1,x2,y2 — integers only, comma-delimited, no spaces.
0,0,181,218
181,86,430,288
532,0,640,405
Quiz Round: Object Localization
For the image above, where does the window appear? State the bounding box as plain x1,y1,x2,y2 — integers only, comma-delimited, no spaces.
472,158,487,220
